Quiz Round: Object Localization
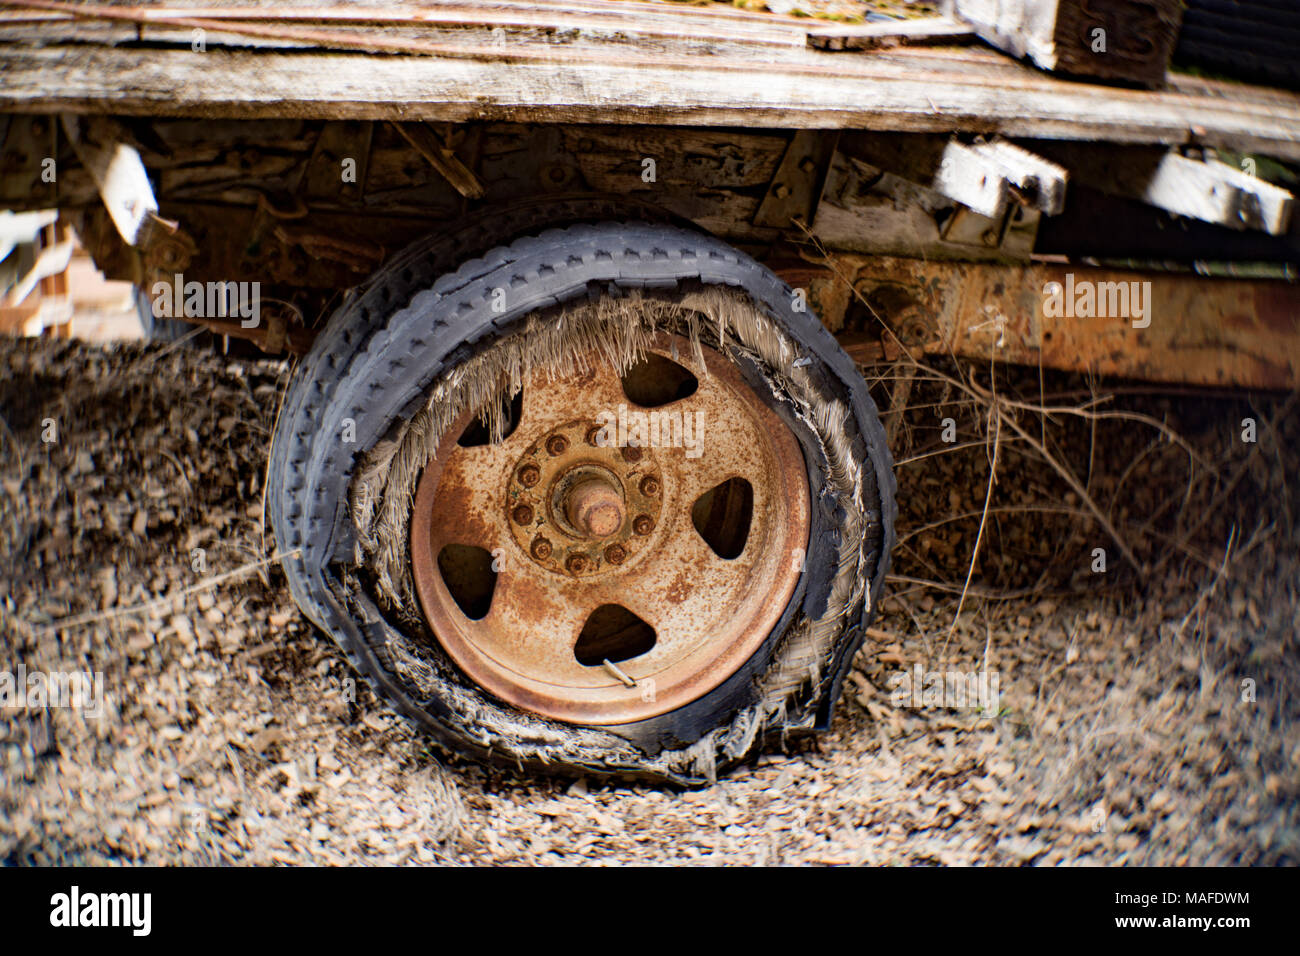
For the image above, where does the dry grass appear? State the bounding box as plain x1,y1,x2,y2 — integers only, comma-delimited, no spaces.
2,334,1296,865
849,328,1299,863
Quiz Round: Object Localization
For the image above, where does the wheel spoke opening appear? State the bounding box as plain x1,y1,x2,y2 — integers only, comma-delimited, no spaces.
574,604,656,666
436,543,498,620
457,388,524,447
620,352,698,407
691,476,753,560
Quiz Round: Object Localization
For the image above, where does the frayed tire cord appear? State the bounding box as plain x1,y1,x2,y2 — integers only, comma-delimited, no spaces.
269,220,896,786
272,201,679,654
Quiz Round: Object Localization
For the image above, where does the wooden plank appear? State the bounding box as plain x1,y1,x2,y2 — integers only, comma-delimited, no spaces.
139,0,821,30
811,152,1040,262
561,126,788,191
0,209,57,261
0,0,817,27
0,303,42,336
1,4,1033,88
953,0,1184,87
807,17,975,52
842,133,1067,218
965,140,1068,215
39,223,74,336
4,45,1300,162
5,238,72,306
1035,143,1294,234
7,0,809,57
60,114,158,245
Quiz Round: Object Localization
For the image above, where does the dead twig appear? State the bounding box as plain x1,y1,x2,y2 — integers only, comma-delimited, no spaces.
944,361,1001,655
32,548,301,636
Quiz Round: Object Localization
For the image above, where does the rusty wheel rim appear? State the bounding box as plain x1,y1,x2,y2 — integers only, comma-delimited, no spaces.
410,335,809,724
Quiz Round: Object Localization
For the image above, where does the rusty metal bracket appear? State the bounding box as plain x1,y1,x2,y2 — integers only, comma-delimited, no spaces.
272,224,384,272
754,130,839,229
938,202,1026,250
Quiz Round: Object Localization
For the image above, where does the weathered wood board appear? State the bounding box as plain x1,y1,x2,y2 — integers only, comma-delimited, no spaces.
1,1,1299,160
807,17,976,52
953,0,1184,87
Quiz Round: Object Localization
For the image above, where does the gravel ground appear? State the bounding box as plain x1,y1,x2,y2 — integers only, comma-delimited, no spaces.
2,337,1297,866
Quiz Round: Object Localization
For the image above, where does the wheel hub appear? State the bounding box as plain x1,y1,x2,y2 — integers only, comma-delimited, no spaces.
506,421,664,579
565,477,623,537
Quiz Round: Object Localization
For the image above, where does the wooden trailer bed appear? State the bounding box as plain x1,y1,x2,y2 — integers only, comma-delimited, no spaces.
2,0,1300,160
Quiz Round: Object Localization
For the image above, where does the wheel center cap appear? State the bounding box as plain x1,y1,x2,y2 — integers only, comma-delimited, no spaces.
566,478,625,538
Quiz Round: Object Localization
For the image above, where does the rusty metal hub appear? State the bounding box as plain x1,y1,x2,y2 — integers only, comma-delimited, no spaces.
504,423,665,579
565,477,624,538
409,335,809,725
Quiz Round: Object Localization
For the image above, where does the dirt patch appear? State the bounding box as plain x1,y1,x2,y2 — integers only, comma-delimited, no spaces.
2,337,1296,865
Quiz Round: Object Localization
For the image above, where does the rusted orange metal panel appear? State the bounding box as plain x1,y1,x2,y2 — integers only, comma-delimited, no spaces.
800,256,1300,390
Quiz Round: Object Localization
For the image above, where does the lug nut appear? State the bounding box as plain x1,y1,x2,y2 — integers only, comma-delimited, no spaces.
585,425,605,447
639,476,660,496
518,464,540,487
531,537,552,559
566,554,588,573
604,544,627,565
512,504,534,525
622,446,642,463
546,434,569,456
632,514,654,536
